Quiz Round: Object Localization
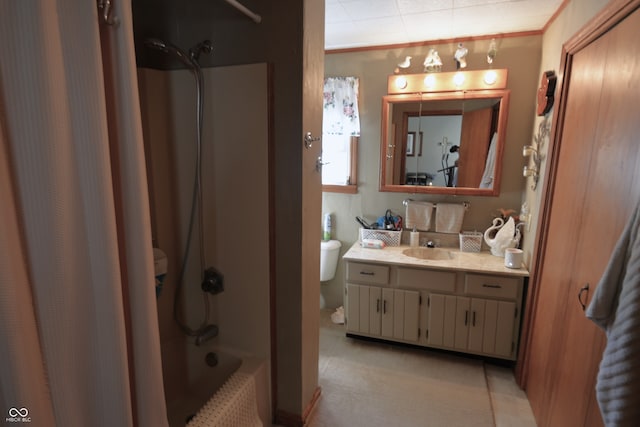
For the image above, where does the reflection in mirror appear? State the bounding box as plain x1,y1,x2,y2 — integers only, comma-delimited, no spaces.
380,89,510,196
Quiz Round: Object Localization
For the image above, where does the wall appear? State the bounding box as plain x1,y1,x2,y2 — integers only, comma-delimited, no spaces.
322,35,542,309
521,0,610,264
137,64,270,414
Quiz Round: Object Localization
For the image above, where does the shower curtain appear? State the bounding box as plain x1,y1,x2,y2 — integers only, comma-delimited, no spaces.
0,1,168,426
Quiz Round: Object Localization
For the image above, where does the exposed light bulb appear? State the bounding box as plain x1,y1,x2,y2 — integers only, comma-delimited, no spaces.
424,74,436,89
395,76,408,89
484,70,497,85
453,72,465,87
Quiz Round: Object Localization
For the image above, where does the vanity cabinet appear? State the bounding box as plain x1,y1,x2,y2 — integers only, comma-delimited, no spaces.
344,258,524,360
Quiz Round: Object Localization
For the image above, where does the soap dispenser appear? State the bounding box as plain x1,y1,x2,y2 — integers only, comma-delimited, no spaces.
410,226,420,247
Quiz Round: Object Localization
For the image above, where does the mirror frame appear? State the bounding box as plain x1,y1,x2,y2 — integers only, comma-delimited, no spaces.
379,88,510,196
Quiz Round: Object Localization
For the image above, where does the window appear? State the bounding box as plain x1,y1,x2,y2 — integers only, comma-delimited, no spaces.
322,77,360,193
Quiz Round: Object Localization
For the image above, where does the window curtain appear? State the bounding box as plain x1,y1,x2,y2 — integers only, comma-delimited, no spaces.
322,77,360,185
0,1,168,426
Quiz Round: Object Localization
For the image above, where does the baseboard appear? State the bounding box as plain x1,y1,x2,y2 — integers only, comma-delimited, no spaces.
274,387,322,427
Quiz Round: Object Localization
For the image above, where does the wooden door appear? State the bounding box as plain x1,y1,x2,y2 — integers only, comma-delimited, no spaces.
524,4,640,426
457,108,492,187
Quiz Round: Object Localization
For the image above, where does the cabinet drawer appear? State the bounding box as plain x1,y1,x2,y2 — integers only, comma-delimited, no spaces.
397,268,456,292
347,262,389,285
465,274,518,299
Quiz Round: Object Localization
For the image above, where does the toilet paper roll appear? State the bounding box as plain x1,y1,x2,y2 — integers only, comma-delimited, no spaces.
504,248,523,269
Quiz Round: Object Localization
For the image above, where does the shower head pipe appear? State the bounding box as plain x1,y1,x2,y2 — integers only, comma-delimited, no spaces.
223,0,262,23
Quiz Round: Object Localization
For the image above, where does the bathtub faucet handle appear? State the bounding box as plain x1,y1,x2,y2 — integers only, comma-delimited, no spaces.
202,267,224,294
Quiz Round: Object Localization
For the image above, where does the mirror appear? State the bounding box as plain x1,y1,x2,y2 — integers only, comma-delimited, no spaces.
380,89,510,196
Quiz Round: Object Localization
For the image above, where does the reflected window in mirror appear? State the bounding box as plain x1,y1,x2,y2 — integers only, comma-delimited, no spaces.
322,76,360,193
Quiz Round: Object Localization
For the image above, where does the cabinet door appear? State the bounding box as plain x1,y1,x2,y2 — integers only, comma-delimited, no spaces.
402,290,420,342
427,293,457,347
381,288,394,338
369,286,382,336
493,300,515,357
346,283,360,332
467,298,486,352
454,297,470,350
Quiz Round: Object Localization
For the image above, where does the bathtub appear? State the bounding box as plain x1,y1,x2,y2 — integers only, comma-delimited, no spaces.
166,346,269,427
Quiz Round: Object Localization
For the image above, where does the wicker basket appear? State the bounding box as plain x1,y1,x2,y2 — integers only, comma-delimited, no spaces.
459,231,483,252
359,228,402,247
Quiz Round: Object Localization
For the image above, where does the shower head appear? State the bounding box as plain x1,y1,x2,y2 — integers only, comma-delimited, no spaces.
144,37,199,70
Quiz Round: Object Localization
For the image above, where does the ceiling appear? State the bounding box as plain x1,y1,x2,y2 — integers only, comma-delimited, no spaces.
325,0,565,50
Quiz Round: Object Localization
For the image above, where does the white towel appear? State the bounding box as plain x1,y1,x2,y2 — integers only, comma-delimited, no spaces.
479,132,498,188
405,201,434,231
435,203,465,234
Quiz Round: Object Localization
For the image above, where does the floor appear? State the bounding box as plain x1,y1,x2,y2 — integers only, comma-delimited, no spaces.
304,309,537,427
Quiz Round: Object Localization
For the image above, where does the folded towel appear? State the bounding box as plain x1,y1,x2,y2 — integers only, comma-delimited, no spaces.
435,203,466,233
405,201,434,231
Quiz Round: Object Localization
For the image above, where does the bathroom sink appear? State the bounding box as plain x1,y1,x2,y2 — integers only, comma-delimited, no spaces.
402,247,454,261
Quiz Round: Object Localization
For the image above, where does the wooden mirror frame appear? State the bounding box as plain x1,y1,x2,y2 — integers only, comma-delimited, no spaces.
379,88,510,196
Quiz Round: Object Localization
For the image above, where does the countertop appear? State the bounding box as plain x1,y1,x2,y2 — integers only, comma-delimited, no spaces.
343,242,529,277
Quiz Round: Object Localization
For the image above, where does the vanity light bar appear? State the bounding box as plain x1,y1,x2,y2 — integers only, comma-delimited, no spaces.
388,69,508,94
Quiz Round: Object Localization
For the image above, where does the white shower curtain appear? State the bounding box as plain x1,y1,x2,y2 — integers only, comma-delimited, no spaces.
0,1,168,426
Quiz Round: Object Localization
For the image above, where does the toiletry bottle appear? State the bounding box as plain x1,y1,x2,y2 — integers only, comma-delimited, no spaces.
410,226,420,247
323,213,332,241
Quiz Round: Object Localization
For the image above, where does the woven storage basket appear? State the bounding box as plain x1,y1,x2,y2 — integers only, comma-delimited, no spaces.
459,231,483,252
359,228,402,247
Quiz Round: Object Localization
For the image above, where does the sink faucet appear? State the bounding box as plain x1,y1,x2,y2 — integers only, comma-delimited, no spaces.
425,240,436,248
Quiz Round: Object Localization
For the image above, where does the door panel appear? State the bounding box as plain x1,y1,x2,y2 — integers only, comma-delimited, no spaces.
467,298,485,352
369,286,382,336
346,284,360,332
526,6,640,427
525,27,608,426
545,9,640,426
403,290,420,342
454,297,470,350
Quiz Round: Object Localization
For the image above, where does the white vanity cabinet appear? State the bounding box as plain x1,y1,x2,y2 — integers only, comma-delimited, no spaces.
344,251,526,361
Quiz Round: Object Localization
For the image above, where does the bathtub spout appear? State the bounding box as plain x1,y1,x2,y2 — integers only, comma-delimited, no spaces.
195,324,219,346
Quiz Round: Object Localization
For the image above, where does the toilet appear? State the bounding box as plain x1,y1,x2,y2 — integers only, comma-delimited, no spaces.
320,240,342,308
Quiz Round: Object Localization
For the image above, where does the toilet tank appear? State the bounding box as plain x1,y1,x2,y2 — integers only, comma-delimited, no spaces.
320,240,342,282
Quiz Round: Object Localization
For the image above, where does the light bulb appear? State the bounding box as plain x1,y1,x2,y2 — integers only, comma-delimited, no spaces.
484,70,497,85
453,72,465,87
395,76,407,89
424,74,436,89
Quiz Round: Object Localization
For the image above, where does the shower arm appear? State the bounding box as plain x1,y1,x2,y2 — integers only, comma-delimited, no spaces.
223,0,262,23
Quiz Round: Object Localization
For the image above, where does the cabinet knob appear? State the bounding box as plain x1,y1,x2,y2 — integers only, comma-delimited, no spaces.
578,283,590,311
